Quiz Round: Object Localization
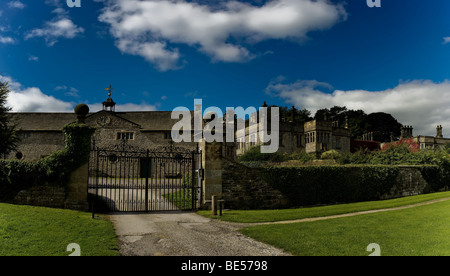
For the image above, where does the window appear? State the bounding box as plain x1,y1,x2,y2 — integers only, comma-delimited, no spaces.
335,137,341,149
250,134,257,146
117,132,134,140
237,138,245,149
18,132,31,139
164,132,172,140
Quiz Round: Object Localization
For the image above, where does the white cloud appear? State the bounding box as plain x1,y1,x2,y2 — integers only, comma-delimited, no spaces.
7,1,26,9
24,5,83,46
116,39,182,71
55,85,80,98
1,75,158,113
25,17,84,46
1,75,74,112
0,35,15,44
98,0,346,71
28,55,39,62
443,37,450,44
266,79,450,137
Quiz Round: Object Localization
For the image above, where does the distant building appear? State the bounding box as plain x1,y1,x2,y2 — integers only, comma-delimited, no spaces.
235,103,351,156
376,125,450,150
412,125,450,150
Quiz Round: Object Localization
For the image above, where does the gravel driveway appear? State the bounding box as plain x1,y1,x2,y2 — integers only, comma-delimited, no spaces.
108,211,291,256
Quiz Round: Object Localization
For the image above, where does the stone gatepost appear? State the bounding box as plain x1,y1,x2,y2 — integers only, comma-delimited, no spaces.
64,104,93,211
199,139,223,208
64,162,89,211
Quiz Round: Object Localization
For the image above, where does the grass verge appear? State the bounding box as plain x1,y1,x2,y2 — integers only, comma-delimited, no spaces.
240,199,450,256
197,191,450,223
0,203,120,256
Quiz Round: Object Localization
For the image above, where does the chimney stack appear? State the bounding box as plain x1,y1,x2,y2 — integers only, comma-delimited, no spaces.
436,125,443,138
401,125,413,138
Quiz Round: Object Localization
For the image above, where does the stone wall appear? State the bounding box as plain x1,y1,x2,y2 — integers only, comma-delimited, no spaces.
200,139,444,210
14,184,66,209
381,165,430,199
218,162,439,210
222,158,288,209
200,138,288,210
7,131,66,161
12,152,90,211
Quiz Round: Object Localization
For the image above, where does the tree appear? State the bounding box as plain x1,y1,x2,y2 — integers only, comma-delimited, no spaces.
314,106,347,122
272,105,312,123
314,106,368,139
0,81,19,157
365,112,402,143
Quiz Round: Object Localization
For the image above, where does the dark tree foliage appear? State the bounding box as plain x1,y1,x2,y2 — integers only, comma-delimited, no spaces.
365,112,402,143
314,106,368,139
0,81,19,156
313,106,402,142
279,106,312,123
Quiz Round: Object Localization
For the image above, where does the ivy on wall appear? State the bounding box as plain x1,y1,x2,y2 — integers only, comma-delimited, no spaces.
261,165,448,207
0,123,95,201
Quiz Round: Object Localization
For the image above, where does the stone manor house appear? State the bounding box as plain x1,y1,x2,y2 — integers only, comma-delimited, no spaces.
4,88,450,162
5,91,199,161
5,88,352,161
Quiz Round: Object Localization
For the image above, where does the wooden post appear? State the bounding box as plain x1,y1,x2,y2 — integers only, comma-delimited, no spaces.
211,195,217,216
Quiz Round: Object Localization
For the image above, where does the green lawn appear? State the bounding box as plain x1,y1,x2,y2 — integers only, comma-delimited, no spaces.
198,191,450,223
0,203,120,256
240,199,450,256
163,189,196,210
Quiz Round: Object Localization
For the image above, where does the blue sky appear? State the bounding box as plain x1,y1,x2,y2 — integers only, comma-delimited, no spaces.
1,0,450,136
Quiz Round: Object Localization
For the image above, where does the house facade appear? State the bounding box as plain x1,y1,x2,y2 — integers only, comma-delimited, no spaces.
235,104,351,157
6,92,198,161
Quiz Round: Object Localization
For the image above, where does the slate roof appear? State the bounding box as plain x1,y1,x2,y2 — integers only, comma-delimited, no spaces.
9,110,194,132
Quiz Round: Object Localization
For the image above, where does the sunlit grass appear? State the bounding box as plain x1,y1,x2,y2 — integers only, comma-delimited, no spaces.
0,203,119,256
198,191,450,223
240,199,450,256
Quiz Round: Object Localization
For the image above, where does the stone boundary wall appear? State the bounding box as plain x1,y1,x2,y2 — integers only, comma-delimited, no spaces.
381,165,430,199
219,162,438,210
5,105,93,211
14,185,66,209
196,140,444,210
222,158,289,209
13,163,89,211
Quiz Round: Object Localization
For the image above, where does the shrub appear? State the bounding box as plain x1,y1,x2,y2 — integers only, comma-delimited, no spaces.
321,150,341,160
0,123,95,201
237,145,287,163
338,148,371,164
381,138,419,152
287,150,315,163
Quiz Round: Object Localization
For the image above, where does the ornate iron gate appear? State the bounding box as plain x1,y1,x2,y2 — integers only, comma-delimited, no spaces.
88,141,202,212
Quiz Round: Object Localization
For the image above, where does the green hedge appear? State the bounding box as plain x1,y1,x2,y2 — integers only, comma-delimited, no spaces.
0,123,95,201
262,165,400,207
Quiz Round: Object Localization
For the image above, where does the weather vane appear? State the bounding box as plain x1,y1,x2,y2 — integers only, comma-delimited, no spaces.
105,84,114,97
